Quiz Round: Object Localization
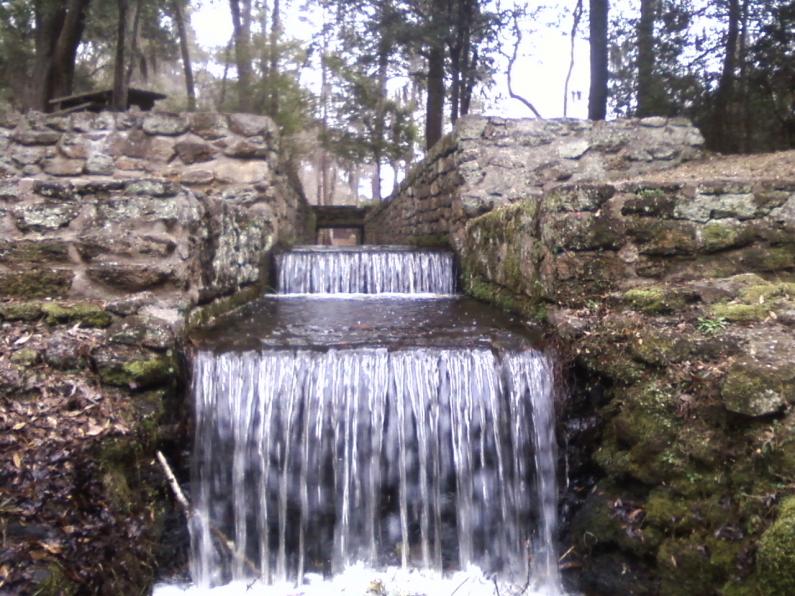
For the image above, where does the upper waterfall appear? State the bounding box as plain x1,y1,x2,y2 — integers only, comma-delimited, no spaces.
275,246,456,295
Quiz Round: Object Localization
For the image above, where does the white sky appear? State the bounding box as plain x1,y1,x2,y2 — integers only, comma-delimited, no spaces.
190,1,591,120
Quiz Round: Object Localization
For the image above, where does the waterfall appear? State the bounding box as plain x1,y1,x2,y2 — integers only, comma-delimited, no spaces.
275,246,456,295
157,245,564,596
190,348,561,593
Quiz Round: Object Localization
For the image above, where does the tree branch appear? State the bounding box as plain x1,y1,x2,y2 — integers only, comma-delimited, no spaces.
563,0,583,117
505,12,542,119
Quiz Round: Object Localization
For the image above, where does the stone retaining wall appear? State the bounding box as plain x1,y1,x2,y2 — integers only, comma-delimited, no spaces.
0,110,313,316
364,115,705,248
454,162,795,592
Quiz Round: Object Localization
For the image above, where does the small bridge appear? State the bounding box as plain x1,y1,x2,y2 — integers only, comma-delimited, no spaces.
311,205,370,243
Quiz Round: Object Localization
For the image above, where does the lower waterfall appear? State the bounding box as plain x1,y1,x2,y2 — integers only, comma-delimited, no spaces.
184,347,561,595
154,245,564,596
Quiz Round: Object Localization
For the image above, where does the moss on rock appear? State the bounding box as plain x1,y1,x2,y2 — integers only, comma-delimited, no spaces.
0,269,73,298
757,497,795,595
96,351,176,390
721,361,789,417
623,286,688,314
41,302,113,328
710,302,769,322
0,301,43,321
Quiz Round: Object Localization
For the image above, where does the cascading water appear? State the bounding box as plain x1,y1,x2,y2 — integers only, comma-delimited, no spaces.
276,246,455,295
156,246,563,596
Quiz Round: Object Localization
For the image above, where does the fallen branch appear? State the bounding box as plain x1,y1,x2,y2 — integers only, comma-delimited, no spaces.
155,450,261,579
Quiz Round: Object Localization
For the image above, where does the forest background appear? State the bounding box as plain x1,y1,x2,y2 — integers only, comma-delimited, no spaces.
0,0,792,201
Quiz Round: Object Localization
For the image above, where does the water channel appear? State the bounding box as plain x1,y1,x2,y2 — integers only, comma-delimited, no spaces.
155,246,564,596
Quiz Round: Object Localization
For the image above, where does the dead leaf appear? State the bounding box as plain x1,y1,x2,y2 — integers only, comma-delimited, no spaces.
40,541,63,554
12,453,22,468
13,334,31,347
12,422,26,431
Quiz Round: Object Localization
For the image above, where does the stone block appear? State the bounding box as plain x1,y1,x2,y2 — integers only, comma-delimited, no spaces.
14,202,79,232
175,136,216,163
142,112,189,136
87,262,174,291
228,113,275,137
43,157,85,176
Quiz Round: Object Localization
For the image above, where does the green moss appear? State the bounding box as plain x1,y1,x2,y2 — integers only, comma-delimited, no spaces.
0,240,70,264
701,221,749,252
41,302,112,328
462,274,547,321
710,302,769,322
99,354,176,390
0,269,73,298
630,331,693,367
594,440,634,477
645,491,694,531
740,281,795,305
657,535,740,595
187,285,261,330
623,286,687,314
0,301,43,321
721,363,787,417
409,234,450,248
10,348,40,366
757,497,795,595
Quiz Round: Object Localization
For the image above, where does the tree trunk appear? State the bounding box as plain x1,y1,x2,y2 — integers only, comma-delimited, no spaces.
29,0,91,111
112,0,129,110
425,44,444,150
636,0,656,116
588,0,609,120
124,0,143,88
172,0,196,111
711,0,741,152
229,0,253,112
269,0,281,117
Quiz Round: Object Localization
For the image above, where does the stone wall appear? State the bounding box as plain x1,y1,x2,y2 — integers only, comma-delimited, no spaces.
457,160,795,593
0,110,313,315
0,110,312,593
365,115,705,248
